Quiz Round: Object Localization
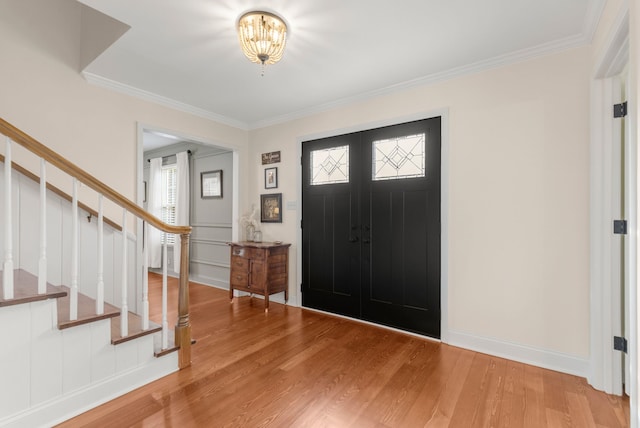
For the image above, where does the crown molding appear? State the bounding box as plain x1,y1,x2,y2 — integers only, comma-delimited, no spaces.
82,72,249,131
84,0,603,133
248,32,590,130
583,0,607,43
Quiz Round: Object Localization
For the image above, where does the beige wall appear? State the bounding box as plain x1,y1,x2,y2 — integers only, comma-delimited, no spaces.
3,0,625,363
249,46,591,357
0,0,248,223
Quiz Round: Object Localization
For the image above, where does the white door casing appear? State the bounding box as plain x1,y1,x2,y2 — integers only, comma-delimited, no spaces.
589,4,630,397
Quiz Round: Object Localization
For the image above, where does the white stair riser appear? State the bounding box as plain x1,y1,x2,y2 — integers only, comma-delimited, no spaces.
0,298,167,426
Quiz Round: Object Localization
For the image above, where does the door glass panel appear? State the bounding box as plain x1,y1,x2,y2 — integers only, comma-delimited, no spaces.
372,133,425,181
310,145,349,185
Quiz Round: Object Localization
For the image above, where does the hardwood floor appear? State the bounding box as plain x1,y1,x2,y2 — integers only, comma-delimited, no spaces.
58,274,630,427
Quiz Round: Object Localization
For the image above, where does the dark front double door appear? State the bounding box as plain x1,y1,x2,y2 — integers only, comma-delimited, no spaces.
302,117,441,338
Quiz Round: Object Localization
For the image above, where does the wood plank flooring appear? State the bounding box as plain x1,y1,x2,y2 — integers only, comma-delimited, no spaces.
57,274,630,427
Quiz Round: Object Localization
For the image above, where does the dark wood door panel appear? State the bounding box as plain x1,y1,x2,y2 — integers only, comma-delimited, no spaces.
303,117,441,338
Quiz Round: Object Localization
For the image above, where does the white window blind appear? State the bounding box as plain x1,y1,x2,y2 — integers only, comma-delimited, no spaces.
161,164,177,244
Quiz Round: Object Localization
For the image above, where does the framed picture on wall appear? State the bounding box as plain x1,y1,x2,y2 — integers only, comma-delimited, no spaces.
201,170,222,198
265,167,278,189
261,151,281,165
260,193,282,223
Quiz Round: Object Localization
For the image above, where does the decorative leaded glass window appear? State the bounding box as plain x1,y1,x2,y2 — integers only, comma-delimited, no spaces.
310,145,349,185
372,133,425,181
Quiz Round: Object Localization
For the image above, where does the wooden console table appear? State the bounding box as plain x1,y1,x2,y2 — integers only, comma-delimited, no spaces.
228,241,291,312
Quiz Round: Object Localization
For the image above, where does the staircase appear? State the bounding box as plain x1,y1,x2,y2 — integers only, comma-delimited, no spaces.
0,119,192,427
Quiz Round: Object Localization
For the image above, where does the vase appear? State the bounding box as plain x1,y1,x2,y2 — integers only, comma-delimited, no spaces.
245,224,255,241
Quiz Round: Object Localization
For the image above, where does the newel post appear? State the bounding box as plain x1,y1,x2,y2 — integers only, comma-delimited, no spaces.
175,232,191,368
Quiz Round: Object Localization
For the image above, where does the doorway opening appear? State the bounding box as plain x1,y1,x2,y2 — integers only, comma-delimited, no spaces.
137,127,238,291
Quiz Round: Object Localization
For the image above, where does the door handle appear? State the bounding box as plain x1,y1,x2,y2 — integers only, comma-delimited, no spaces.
349,225,359,243
362,225,371,244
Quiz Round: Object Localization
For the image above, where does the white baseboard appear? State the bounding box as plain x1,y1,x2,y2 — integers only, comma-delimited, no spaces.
447,329,589,378
296,307,588,378
0,353,178,428
149,270,229,291
188,275,228,291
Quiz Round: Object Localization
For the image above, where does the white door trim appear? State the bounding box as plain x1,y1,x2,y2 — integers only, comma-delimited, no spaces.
589,1,630,396
134,123,241,300
588,4,633,395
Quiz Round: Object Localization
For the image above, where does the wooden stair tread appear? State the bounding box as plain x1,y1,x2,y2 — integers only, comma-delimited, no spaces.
0,269,66,307
57,286,120,329
153,334,180,358
3,270,183,357
152,329,196,357
111,312,162,345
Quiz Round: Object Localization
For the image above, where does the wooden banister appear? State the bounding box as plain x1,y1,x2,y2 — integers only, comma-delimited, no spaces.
0,119,191,235
0,118,192,368
0,153,122,231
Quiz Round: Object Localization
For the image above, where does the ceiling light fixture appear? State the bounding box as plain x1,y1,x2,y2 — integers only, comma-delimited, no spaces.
237,11,288,76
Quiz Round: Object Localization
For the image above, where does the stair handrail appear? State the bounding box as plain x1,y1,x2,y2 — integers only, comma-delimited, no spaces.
0,119,190,235
0,118,192,368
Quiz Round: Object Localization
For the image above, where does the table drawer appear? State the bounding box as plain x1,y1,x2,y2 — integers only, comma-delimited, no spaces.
244,248,265,260
230,270,248,287
231,255,249,271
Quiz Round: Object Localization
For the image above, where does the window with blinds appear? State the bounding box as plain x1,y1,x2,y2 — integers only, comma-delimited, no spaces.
161,163,177,244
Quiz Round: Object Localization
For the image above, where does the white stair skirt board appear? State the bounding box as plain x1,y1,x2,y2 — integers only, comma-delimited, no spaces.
0,352,178,428
0,296,179,428
448,329,589,378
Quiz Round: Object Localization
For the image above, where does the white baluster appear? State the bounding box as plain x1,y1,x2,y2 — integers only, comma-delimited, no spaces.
70,178,78,320
141,222,149,330
3,138,13,299
96,194,104,315
120,209,128,337
162,240,168,350
38,159,47,294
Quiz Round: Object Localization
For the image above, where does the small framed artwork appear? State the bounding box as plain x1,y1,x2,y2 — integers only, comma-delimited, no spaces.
201,170,223,199
261,151,281,165
265,167,278,189
261,193,282,223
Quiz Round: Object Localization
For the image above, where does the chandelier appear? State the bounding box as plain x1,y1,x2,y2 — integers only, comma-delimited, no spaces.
237,11,288,75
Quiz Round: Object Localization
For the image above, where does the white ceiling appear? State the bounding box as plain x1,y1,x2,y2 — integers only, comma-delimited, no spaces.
79,0,604,130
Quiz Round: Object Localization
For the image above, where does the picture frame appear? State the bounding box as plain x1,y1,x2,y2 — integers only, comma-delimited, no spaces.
261,151,281,165
201,170,223,199
264,167,278,189
260,193,282,223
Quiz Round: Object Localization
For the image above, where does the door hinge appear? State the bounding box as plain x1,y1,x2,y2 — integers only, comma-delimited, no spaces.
614,101,627,118
613,219,627,235
614,336,628,353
